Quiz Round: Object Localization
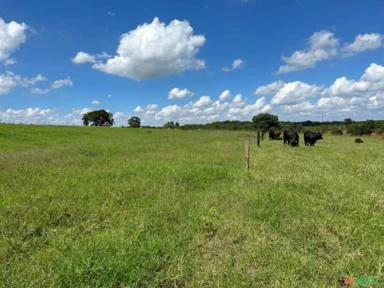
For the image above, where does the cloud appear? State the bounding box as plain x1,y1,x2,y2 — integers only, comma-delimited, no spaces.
257,62,384,118
194,96,212,107
30,88,50,95
92,100,100,105
0,17,28,63
254,80,285,95
30,77,73,94
271,81,321,105
0,72,45,95
278,31,384,74
343,33,383,55
219,90,232,101
168,87,194,99
222,58,244,72
72,51,96,64
131,90,270,126
146,104,158,111
51,77,73,89
4,58,16,66
326,77,370,97
134,106,144,113
0,107,57,124
232,94,246,106
278,30,339,74
75,17,206,80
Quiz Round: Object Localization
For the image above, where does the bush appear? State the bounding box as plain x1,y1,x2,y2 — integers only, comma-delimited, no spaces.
330,127,344,135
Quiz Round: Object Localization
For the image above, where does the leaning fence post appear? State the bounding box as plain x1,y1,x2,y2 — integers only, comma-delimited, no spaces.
244,135,250,169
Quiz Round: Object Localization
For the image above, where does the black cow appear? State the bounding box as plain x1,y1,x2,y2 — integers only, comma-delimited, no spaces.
283,130,299,146
304,131,323,146
355,138,363,143
269,129,282,140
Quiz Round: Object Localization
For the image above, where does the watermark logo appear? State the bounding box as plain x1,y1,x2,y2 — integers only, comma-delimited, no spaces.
339,276,380,287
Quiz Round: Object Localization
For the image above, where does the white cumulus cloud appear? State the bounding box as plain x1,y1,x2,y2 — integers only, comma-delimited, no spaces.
0,17,28,63
0,107,57,124
72,51,96,64
194,96,212,107
278,31,384,74
0,72,45,95
222,58,244,72
271,81,321,105
257,62,384,119
131,90,271,126
278,30,339,74
75,17,206,80
343,33,383,55
255,80,285,95
168,87,194,99
219,90,232,101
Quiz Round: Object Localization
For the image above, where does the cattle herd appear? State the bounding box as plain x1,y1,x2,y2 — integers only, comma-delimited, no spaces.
269,129,323,147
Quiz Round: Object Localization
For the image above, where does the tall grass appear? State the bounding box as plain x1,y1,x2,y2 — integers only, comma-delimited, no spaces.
0,124,383,287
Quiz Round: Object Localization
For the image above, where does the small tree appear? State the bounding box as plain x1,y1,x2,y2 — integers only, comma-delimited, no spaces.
344,118,353,125
164,121,175,129
82,109,114,126
252,113,280,139
128,116,141,128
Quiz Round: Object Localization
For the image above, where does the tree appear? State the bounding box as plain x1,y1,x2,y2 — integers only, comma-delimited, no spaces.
128,116,141,128
82,109,114,126
252,113,280,139
164,121,177,129
344,118,353,124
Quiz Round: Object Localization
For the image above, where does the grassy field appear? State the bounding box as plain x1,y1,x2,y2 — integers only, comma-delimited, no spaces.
0,124,383,287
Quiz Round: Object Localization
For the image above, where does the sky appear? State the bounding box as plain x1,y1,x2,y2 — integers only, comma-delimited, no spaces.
1,0,384,126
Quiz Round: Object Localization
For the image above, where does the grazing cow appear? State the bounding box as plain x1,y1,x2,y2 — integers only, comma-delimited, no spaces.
269,129,282,140
283,130,299,146
355,138,363,143
304,131,323,146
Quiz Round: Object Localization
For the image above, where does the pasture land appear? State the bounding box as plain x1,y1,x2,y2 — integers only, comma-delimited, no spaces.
0,124,383,287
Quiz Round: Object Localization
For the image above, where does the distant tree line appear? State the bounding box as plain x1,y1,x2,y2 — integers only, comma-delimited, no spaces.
82,109,384,136
180,117,384,136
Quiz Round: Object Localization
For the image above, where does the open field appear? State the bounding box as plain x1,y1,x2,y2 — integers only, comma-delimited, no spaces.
0,124,383,287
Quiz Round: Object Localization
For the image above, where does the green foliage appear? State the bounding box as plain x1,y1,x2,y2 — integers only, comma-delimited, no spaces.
82,109,114,126
344,118,353,124
128,116,141,128
163,121,179,129
330,127,344,135
1,124,384,287
199,207,221,237
176,119,384,136
181,120,254,130
347,120,377,135
252,113,280,133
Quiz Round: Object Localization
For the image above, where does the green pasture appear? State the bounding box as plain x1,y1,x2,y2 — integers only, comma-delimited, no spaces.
0,124,383,287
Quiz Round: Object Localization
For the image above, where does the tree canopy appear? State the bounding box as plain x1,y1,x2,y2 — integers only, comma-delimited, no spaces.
82,109,114,126
252,113,280,133
128,116,141,128
163,121,180,129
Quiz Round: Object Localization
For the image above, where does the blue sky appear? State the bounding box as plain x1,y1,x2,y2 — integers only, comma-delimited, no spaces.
1,0,383,126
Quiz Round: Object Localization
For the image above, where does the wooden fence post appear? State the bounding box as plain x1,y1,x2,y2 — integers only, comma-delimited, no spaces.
244,135,250,169
257,130,261,147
